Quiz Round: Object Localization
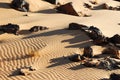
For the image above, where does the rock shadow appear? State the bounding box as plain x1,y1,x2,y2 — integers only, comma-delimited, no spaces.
0,2,11,9
35,9,57,14
47,56,73,68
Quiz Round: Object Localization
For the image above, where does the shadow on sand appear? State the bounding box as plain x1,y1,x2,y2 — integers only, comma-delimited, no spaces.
23,29,93,48
18,30,31,35
35,9,57,14
47,56,73,68
0,2,11,9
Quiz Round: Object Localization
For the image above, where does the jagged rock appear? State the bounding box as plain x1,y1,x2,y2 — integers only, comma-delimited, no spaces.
0,23,19,35
68,23,89,30
83,59,99,67
87,26,108,45
19,66,36,76
29,26,48,32
44,0,58,4
108,34,120,44
20,68,31,76
83,57,120,70
89,0,98,5
11,0,29,12
84,3,93,9
105,3,120,10
114,0,120,2
56,2,80,16
102,46,120,59
83,46,93,58
88,26,103,40
68,54,82,62
110,73,120,80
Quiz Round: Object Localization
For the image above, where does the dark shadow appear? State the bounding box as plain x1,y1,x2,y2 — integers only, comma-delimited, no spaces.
100,78,109,80
93,53,109,58
0,2,11,9
35,9,57,14
47,56,73,68
23,29,92,48
9,68,22,77
92,4,106,10
65,40,93,48
62,34,90,44
18,30,31,35
68,64,85,70
23,29,81,39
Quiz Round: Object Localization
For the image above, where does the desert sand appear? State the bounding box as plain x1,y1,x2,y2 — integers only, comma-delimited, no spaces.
0,0,120,80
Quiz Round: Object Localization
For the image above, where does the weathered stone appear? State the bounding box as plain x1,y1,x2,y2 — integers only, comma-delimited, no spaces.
83,46,93,58
0,23,19,35
68,54,82,62
29,26,48,32
56,2,79,16
11,0,29,12
68,23,89,30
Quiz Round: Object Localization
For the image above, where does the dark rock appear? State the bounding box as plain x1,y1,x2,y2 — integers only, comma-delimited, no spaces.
0,23,19,35
105,3,120,10
108,34,120,44
83,59,99,67
29,26,48,32
83,46,93,58
110,73,120,80
102,47,120,59
93,36,108,45
23,14,28,16
88,26,103,40
56,2,79,16
114,0,120,2
68,54,82,62
84,3,92,9
11,0,29,12
87,26,108,45
83,57,120,70
44,0,56,4
68,23,89,30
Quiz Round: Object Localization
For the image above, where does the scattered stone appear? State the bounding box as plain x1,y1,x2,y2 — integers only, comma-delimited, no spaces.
108,34,120,44
44,0,57,4
29,26,48,32
102,47,120,59
56,2,80,16
68,23,89,30
88,26,103,40
29,66,36,71
92,3,107,10
83,58,99,67
83,46,93,58
18,66,36,76
89,0,98,5
11,0,29,12
84,3,93,9
68,54,82,62
23,14,28,16
114,0,120,2
83,57,120,70
110,73,120,80
20,68,31,76
105,3,120,10
87,26,108,45
0,23,19,35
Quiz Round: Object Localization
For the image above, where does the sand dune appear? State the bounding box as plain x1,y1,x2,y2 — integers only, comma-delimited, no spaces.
0,0,120,80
